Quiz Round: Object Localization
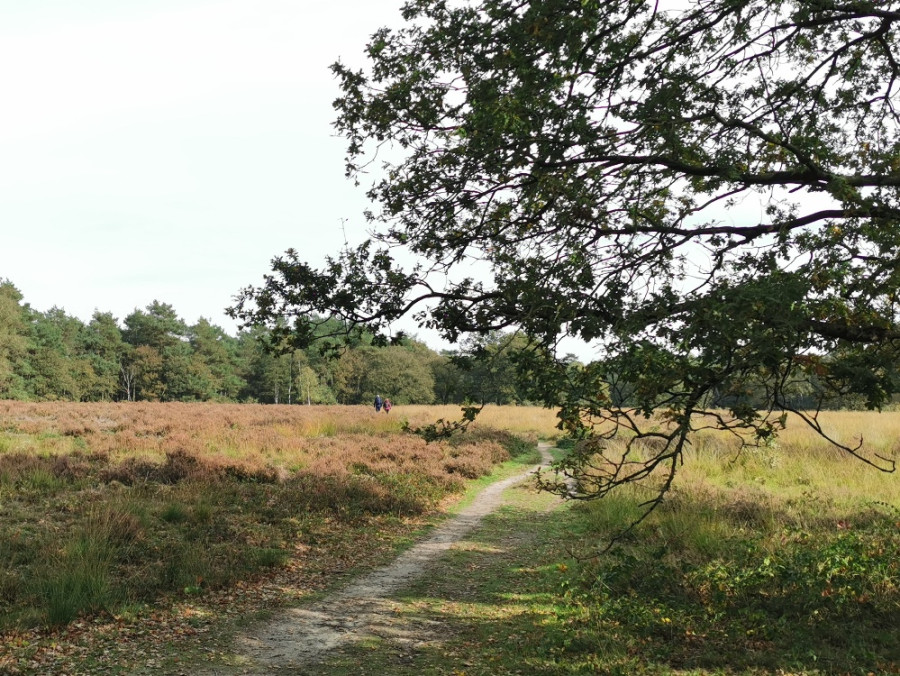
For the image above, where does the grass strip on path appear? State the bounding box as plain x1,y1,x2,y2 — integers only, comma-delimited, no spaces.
317,451,578,676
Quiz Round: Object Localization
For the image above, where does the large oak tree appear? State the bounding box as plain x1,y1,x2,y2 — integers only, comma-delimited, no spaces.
232,0,900,510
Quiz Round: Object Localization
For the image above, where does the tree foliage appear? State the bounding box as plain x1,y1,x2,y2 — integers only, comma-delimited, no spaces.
83,312,128,401
27,307,92,401
0,288,478,406
232,0,900,513
454,332,536,404
0,281,30,399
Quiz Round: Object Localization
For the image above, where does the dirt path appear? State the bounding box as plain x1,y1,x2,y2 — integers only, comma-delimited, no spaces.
203,444,554,674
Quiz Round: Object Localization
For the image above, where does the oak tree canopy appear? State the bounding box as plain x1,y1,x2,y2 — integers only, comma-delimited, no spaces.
232,0,900,511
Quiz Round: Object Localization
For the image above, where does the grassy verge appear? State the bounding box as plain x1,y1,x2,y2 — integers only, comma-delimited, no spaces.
316,446,900,676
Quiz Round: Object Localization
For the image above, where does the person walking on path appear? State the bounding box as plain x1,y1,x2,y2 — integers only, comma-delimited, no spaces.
383,398,392,413
374,395,383,413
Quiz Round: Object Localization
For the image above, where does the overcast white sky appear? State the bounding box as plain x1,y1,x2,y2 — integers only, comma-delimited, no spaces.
0,0,407,337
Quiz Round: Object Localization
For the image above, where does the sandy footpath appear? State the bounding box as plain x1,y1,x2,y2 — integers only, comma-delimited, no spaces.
198,443,553,674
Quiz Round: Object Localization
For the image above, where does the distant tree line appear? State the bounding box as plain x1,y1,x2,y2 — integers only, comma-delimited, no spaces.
0,280,537,405
0,279,877,410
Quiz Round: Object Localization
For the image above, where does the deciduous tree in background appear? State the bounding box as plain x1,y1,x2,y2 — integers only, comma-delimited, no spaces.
453,332,535,405
232,0,900,513
360,343,437,405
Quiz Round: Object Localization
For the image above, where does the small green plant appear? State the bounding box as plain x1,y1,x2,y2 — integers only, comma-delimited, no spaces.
251,547,289,568
19,466,65,492
37,535,116,626
160,542,211,591
160,502,189,523
192,500,213,523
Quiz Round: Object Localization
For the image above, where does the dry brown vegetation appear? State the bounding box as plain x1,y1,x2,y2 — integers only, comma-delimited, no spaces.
0,401,547,666
0,402,558,502
0,401,557,464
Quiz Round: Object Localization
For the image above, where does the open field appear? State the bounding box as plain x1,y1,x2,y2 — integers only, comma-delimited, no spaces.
0,402,545,672
0,402,898,674
0,401,562,466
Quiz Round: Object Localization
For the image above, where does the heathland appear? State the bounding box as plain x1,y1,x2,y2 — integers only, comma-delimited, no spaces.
0,402,897,675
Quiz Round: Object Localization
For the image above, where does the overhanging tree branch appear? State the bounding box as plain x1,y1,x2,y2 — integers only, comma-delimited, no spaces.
234,0,900,529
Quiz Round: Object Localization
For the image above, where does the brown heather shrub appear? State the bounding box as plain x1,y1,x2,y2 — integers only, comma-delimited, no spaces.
442,455,488,479
285,472,431,516
49,454,93,481
0,453,46,482
295,433,498,488
0,402,529,499
97,449,282,486
0,452,97,486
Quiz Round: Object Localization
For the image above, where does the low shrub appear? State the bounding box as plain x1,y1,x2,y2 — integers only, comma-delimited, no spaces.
567,466,900,672
0,403,531,631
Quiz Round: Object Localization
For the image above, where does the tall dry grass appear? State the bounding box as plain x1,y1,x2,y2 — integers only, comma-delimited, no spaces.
681,410,900,514
573,410,900,672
